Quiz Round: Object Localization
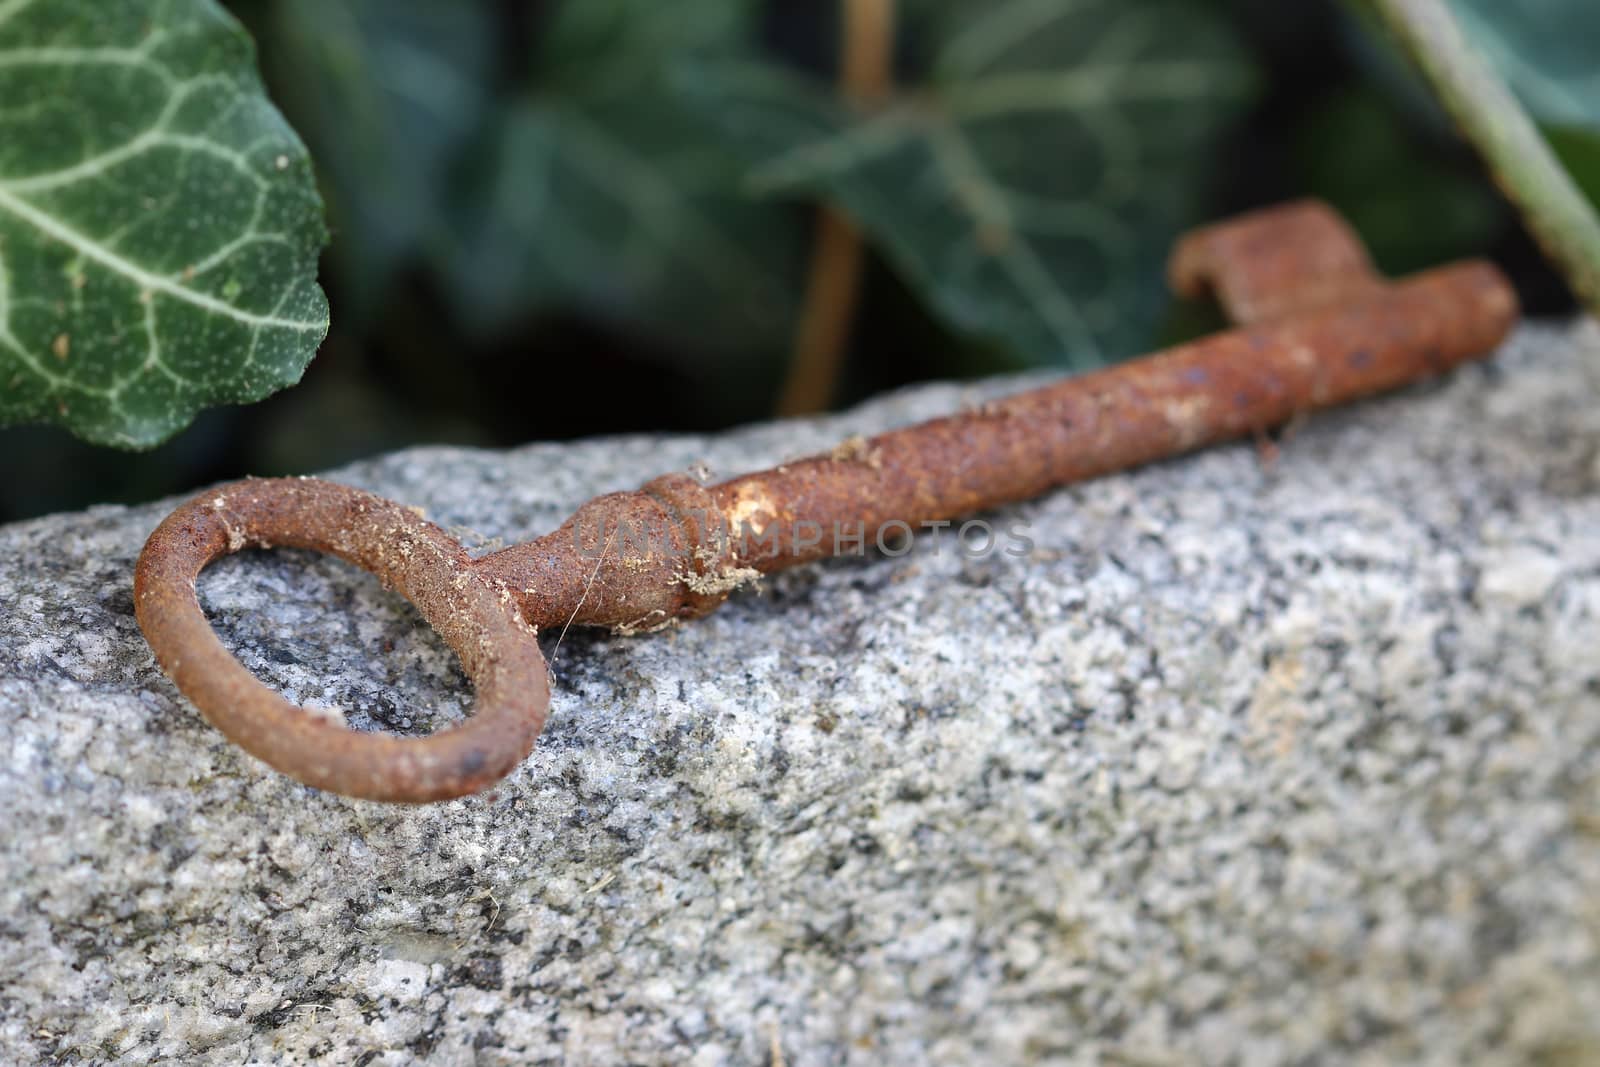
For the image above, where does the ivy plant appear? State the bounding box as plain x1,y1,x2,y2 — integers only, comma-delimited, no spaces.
680,0,1255,367
0,0,326,447
1365,0,1600,312
0,0,1595,453
436,0,803,360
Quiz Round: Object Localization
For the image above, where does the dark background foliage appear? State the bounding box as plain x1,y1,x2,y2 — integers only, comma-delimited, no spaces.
0,0,1580,523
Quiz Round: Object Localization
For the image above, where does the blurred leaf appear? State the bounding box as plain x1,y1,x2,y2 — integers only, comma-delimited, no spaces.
437,0,800,359
1453,1,1599,132
0,0,327,448
1341,1,1596,236
1453,1,1600,209
246,0,495,317
538,0,756,84
1292,86,1501,275
1447,1,1600,209
1362,0,1600,313
681,0,1255,368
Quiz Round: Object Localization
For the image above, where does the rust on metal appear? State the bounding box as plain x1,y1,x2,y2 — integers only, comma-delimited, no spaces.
134,200,1520,803
135,480,549,802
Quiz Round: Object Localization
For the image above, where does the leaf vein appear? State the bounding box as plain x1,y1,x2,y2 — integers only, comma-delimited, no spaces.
0,0,37,31
0,129,268,195
554,106,785,300
0,183,323,332
948,63,1252,120
930,124,1098,359
937,0,1093,78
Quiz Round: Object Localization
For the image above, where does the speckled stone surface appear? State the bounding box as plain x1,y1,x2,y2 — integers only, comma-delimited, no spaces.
2,322,1599,1066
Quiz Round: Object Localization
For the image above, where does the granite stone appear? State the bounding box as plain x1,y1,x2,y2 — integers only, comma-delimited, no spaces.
1,322,1598,1065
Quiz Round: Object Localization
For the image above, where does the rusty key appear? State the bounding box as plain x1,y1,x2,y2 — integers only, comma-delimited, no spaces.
134,201,1519,802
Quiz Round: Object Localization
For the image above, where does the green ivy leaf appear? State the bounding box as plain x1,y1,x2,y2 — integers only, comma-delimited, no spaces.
1453,1,1598,131
436,0,800,360
0,0,328,449
239,0,494,318
1451,0,1600,211
681,0,1256,368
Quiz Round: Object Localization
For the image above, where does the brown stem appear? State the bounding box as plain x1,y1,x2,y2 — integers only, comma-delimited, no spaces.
775,0,896,417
